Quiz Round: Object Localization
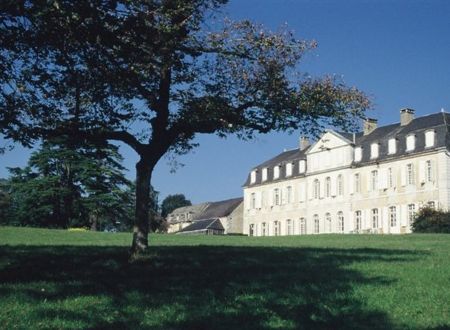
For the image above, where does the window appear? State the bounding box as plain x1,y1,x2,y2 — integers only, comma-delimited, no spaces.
425,130,435,148
249,224,255,236
261,222,267,236
261,191,265,207
262,168,268,181
371,143,379,159
371,170,378,191
337,211,344,233
372,208,379,228
408,204,416,226
286,219,292,235
286,186,292,204
274,221,280,236
325,213,332,233
355,210,362,231
354,147,362,162
313,179,320,199
428,201,435,209
426,160,433,182
299,160,306,173
286,163,293,177
406,135,415,151
325,177,331,197
274,188,280,206
314,214,320,234
250,170,257,184
388,138,397,154
299,218,306,235
337,175,343,196
407,163,414,185
388,168,394,188
389,206,397,227
251,193,256,209
273,166,280,179
354,173,361,193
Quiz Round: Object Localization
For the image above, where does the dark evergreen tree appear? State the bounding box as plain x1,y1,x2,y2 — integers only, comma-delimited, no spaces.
161,194,192,218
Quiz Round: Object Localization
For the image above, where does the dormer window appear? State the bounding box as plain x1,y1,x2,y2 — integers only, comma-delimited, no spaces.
370,143,379,159
406,134,415,151
388,138,396,154
250,170,257,184
273,165,280,179
354,147,362,162
286,163,293,177
425,130,435,148
299,160,306,174
262,168,268,181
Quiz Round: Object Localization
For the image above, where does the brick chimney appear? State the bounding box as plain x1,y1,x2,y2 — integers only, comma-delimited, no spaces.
299,136,310,151
363,118,378,136
400,108,415,126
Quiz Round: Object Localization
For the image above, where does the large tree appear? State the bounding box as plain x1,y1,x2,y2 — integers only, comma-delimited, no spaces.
161,194,192,218
0,1,371,255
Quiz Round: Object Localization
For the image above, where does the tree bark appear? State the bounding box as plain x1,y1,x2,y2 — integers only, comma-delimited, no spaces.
130,157,154,256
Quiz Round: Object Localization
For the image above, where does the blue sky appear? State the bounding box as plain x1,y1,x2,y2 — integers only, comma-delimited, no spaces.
1,0,450,204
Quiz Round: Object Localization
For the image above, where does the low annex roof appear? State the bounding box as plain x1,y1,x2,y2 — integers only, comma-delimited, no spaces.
193,197,243,221
244,111,450,187
178,218,225,233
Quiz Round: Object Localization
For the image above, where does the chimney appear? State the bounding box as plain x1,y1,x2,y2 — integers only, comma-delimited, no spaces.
299,136,310,151
400,108,415,126
363,118,378,136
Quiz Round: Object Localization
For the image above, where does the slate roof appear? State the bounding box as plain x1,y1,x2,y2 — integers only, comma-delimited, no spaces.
167,203,210,223
244,112,450,187
178,218,225,233
193,197,243,221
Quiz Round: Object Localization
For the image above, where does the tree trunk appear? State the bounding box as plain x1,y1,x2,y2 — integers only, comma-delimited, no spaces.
130,157,154,256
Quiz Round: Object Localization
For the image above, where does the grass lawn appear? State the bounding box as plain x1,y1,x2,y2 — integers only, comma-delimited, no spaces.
0,227,449,329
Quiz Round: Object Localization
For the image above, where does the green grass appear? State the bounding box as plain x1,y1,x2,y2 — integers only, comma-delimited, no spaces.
0,227,449,329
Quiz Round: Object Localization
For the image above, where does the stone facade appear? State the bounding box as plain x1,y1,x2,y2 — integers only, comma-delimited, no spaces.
243,110,450,236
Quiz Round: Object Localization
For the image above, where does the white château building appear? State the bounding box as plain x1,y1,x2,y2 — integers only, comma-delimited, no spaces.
243,109,450,236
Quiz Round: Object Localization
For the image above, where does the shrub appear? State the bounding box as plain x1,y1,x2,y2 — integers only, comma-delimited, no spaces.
412,207,450,233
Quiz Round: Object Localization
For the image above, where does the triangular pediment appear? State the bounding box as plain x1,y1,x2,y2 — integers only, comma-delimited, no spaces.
307,130,352,154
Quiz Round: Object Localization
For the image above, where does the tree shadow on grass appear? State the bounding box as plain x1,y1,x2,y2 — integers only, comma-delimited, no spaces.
0,244,423,329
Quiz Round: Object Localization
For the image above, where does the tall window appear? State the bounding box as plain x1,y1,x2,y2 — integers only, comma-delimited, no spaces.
286,219,292,235
371,170,378,191
274,188,280,206
250,170,257,183
388,167,394,188
261,222,267,236
371,208,379,228
273,165,280,179
274,221,280,236
314,214,320,234
426,160,432,182
337,211,344,233
370,143,379,159
286,186,292,204
407,163,414,185
249,224,255,236
388,138,396,154
314,179,320,199
406,135,415,151
325,213,332,233
408,204,416,226
262,168,268,181
286,163,293,177
354,173,361,193
389,206,397,227
337,175,343,196
299,218,306,235
325,177,331,197
251,193,256,209
425,130,435,148
355,210,362,231
354,147,362,162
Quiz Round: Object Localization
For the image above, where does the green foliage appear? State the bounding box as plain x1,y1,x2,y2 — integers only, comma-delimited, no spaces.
0,227,449,329
412,207,450,233
160,194,192,218
0,179,12,224
6,138,135,230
